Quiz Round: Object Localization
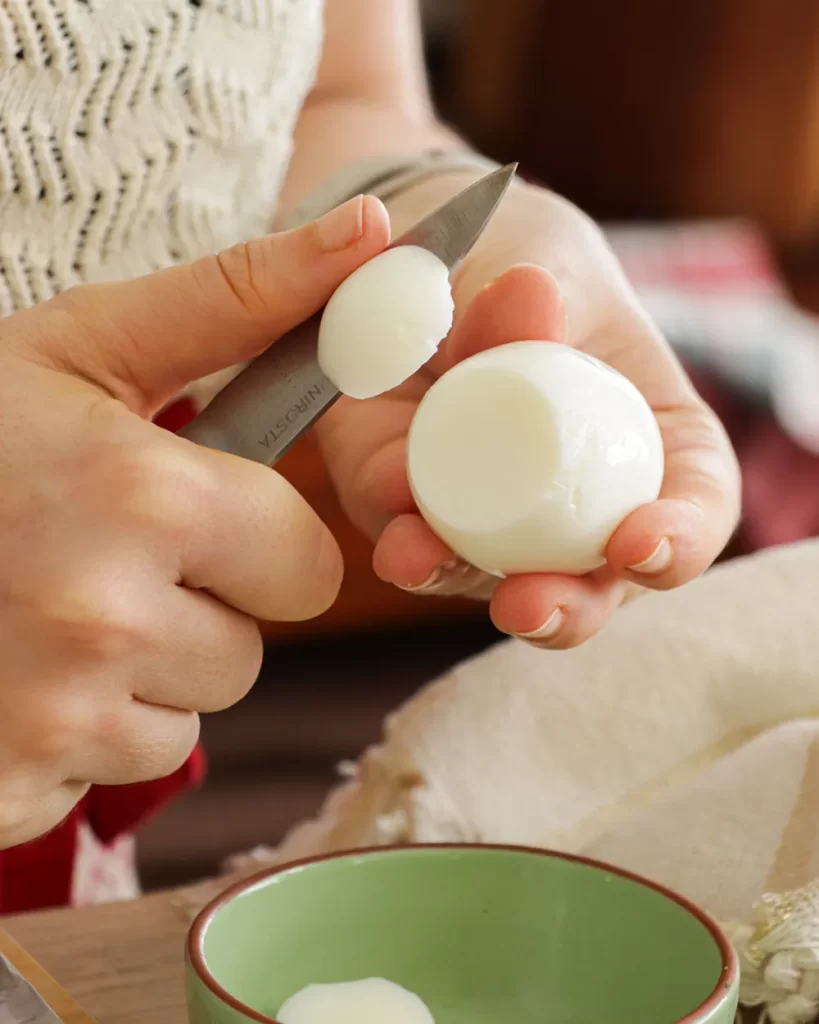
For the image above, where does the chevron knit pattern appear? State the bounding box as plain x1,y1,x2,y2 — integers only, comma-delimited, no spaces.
0,0,323,317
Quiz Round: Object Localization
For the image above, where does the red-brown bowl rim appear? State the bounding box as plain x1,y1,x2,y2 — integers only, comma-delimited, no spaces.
187,843,739,1024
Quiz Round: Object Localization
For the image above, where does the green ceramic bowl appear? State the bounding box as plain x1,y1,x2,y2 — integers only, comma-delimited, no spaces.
186,844,739,1024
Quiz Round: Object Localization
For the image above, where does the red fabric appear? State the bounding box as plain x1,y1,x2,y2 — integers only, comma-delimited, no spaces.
0,805,82,913
86,745,207,845
687,367,819,553
0,398,206,914
741,421,819,549
154,397,198,433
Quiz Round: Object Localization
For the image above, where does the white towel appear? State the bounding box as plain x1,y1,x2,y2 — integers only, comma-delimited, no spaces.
214,539,819,1022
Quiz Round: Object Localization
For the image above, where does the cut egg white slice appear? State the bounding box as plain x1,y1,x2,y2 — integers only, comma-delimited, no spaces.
277,977,435,1024
407,340,664,577
318,246,454,400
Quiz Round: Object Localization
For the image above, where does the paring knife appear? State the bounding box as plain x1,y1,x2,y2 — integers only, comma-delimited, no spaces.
0,955,63,1024
179,163,518,466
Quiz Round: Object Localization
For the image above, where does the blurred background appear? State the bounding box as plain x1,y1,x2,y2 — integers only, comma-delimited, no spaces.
139,0,819,889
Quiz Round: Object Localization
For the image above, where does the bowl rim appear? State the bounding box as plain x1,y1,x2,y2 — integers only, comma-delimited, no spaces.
187,842,739,1024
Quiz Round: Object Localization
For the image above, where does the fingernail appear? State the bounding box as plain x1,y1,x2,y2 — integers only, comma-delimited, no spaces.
316,195,365,252
514,607,564,642
627,537,672,576
396,557,471,593
399,568,442,592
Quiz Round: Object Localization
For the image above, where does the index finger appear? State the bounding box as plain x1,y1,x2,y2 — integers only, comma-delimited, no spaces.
174,440,344,622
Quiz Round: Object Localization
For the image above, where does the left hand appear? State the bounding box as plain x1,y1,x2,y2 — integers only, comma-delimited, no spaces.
315,176,741,649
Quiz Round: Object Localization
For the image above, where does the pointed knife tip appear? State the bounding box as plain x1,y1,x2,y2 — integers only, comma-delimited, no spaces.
492,162,519,195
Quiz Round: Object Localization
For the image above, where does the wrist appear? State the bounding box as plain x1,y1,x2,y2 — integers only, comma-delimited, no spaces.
278,149,506,234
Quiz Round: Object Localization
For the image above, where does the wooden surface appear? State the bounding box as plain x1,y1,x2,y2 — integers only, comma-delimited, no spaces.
452,0,819,248
2,885,209,1024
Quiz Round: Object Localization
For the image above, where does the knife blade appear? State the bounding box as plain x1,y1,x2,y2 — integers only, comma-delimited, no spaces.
179,163,517,466
0,956,62,1024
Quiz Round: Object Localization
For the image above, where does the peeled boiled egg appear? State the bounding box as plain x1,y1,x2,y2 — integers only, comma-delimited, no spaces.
318,246,454,400
277,978,435,1024
407,341,664,577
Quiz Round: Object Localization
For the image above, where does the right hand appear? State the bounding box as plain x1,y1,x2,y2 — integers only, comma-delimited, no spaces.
0,195,389,849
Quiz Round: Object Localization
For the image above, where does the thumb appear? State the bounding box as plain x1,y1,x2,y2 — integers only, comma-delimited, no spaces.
19,196,390,415
431,263,567,377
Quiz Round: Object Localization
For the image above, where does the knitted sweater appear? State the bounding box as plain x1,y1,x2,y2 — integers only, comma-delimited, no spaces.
0,0,324,911
0,0,323,312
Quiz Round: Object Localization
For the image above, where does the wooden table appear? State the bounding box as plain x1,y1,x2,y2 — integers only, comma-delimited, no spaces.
2,877,232,1024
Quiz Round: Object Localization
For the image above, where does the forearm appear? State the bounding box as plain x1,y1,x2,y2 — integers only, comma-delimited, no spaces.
279,96,454,204
276,0,500,236
278,97,480,235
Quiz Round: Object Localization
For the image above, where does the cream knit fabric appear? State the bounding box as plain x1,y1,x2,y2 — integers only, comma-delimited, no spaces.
0,0,323,315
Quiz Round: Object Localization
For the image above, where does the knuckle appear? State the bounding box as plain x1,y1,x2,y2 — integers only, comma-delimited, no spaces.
199,619,263,711
21,705,87,764
211,240,269,318
120,710,200,782
113,443,215,537
116,441,181,495
47,283,96,330
49,285,132,365
48,583,148,663
51,281,93,312
0,800,33,843
0,778,86,849
0,795,44,847
302,528,344,618
9,287,107,370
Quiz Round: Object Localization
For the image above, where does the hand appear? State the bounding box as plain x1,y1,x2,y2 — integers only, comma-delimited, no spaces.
0,196,389,848
316,176,740,649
